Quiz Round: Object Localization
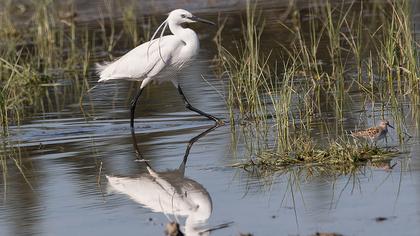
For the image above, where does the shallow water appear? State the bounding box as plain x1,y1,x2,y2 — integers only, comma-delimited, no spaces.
1,1,420,236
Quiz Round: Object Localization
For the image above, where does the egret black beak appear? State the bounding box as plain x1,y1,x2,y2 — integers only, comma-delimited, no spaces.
188,15,215,26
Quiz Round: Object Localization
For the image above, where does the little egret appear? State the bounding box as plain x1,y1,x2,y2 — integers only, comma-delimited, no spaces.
96,9,223,131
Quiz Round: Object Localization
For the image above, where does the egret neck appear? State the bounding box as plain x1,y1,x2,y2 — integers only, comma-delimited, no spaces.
168,21,200,58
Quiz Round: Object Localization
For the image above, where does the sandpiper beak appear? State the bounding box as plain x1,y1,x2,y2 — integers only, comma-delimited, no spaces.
388,124,394,129
188,15,215,26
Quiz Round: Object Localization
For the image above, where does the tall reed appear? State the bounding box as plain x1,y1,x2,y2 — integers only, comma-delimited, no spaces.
218,4,269,125
217,0,417,171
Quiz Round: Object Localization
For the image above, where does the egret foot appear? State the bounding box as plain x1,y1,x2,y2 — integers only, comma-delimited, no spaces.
215,118,225,126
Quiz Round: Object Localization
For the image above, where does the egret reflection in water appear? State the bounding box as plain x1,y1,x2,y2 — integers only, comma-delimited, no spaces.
107,124,220,235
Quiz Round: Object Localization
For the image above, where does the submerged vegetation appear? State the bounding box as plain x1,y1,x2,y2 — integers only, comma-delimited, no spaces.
0,2,418,234
0,53,43,130
0,0,156,186
237,137,398,174
0,0,418,181
0,0,155,129
1,0,83,128
217,0,418,172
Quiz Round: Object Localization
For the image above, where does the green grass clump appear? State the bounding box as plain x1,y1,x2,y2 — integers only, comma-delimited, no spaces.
0,139,33,195
217,3,270,125
239,137,398,172
0,54,45,129
216,0,418,170
0,0,157,128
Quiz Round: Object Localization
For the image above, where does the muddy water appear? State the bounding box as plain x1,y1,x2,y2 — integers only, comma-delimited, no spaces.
1,1,420,236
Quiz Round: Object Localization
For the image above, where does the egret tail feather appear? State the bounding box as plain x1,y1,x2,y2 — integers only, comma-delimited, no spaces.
86,84,99,93
95,62,112,74
95,61,114,82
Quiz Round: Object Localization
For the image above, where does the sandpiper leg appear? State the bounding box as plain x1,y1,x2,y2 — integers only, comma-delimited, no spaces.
177,85,224,125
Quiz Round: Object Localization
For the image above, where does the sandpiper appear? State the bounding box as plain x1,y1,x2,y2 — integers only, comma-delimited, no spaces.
351,120,394,142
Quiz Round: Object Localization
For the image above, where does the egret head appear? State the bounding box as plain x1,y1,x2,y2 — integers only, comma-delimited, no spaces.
379,120,394,129
168,9,215,26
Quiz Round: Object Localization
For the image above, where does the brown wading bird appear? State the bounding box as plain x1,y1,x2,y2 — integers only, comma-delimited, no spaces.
351,120,394,143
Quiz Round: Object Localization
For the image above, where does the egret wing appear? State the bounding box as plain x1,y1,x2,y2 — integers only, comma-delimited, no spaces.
97,35,183,82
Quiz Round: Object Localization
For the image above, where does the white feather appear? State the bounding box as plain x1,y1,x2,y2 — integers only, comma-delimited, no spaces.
96,9,202,88
94,9,219,127
97,36,184,82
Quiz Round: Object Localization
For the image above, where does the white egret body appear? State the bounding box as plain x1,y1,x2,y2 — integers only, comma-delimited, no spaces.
97,10,200,85
96,9,222,134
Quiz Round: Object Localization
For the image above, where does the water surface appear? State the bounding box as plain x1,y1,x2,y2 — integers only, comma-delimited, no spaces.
1,1,420,235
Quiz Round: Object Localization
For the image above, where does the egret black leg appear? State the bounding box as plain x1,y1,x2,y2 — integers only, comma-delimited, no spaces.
130,87,144,130
131,125,144,160
179,123,219,173
177,85,223,125
130,87,145,160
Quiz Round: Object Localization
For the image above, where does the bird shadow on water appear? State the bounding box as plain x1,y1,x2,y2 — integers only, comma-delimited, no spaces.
107,123,232,236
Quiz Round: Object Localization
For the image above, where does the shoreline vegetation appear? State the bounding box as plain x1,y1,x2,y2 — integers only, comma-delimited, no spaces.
0,0,156,129
0,0,157,185
0,0,418,180
216,0,418,172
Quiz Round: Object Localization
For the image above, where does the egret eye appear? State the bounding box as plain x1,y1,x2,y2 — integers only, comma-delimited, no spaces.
181,14,186,18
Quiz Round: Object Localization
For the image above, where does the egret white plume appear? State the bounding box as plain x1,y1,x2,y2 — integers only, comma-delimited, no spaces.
146,19,168,62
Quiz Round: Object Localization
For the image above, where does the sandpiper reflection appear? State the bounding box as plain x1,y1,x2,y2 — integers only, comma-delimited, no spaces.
107,124,219,236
